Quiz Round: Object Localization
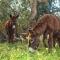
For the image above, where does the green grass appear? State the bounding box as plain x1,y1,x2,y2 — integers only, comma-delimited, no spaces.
0,41,60,60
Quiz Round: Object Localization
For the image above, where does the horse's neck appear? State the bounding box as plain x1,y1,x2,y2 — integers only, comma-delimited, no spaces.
33,22,46,35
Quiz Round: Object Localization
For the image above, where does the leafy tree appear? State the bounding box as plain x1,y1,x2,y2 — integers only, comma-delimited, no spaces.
0,0,13,20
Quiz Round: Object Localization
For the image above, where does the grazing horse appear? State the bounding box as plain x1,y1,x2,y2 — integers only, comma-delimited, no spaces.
5,14,19,43
27,14,60,52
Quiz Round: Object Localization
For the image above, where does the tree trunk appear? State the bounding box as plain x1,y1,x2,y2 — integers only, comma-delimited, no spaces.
29,0,48,20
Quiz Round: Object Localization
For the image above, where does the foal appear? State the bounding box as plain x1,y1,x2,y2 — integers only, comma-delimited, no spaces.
27,14,60,52
5,14,19,43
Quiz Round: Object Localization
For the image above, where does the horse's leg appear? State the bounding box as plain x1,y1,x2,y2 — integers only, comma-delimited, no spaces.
6,29,10,43
36,35,40,49
10,29,15,43
57,38,60,47
11,33,16,43
53,38,56,47
10,34,14,43
8,34,11,43
48,32,53,52
43,33,47,47
53,35,56,47
8,31,14,43
13,33,16,42
8,29,12,43
12,27,16,42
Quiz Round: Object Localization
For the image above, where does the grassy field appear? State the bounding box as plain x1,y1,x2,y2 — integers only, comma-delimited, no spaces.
0,41,60,60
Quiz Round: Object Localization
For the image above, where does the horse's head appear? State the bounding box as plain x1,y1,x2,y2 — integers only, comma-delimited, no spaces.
9,14,19,29
10,14,19,23
26,29,39,52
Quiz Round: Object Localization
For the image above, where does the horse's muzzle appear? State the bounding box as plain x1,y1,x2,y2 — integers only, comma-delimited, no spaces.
29,47,35,52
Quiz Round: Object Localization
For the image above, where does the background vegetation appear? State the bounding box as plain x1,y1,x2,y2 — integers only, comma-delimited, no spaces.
0,0,60,33
0,42,60,60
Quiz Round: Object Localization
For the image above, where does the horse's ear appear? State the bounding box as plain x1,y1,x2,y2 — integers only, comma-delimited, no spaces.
16,14,19,18
29,29,33,34
10,14,12,18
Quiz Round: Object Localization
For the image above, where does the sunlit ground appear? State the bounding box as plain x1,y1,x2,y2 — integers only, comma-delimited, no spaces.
0,40,60,60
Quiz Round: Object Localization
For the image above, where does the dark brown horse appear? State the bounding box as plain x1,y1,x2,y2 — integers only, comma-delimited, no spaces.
5,14,19,43
27,14,60,52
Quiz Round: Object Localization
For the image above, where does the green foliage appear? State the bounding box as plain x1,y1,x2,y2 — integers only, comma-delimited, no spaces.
17,10,30,32
0,20,5,32
16,0,30,32
0,0,12,20
0,0,60,33
0,42,60,60
0,0,30,33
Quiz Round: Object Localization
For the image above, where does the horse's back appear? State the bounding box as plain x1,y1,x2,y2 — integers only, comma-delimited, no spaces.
47,15,59,30
39,14,60,31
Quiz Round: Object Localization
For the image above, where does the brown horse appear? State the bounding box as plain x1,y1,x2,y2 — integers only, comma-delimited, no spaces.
5,14,19,43
27,14,60,52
